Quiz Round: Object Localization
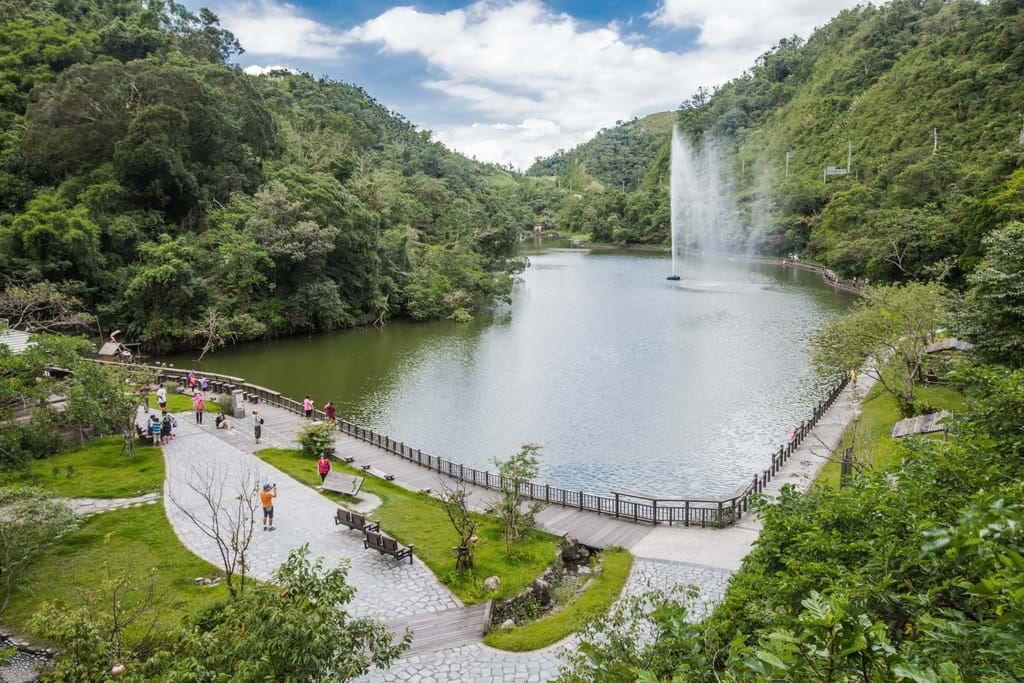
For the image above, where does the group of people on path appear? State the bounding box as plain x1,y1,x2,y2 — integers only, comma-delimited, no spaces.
301,395,336,421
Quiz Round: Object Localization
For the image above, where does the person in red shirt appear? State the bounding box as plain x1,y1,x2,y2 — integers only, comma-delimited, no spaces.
324,401,336,421
317,454,331,483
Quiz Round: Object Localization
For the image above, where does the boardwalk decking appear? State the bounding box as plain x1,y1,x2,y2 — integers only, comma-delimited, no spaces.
387,602,492,656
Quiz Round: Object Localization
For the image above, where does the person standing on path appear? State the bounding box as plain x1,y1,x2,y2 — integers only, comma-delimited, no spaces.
303,395,314,420
193,393,205,424
324,401,336,421
150,414,162,443
317,454,331,483
253,409,264,443
260,483,277,531
156,385,167,411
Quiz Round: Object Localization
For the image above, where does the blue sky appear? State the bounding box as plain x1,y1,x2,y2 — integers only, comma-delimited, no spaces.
190,0,865,168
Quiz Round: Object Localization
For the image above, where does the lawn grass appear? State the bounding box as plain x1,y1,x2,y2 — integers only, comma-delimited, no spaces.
256,448,559,604
3,500,227,645
483,548,633,651
817,383,966,489
0,436,163,498
159,387,222,414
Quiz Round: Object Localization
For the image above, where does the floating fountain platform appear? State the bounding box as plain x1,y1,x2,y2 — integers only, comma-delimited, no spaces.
666,275,681,281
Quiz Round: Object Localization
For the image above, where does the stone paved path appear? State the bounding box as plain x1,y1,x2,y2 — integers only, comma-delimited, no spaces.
357,557,733,683
162,417,459,621
64,492,161,516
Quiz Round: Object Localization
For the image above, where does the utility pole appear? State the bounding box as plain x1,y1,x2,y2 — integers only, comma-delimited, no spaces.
933,127,938,154
785,150,791,177
1019,114,1024,145
847,141,852,174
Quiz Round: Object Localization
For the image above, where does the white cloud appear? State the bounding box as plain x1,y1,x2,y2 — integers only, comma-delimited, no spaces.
346,1,756,167
216,0,867,168
220,0,346,59
434,119,590,170
650,0,860,49
243,64,298,76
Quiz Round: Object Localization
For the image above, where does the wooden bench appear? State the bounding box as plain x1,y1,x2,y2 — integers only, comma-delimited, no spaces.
322,471,364,497
136,425,154,446
334,508,379,534
364,530,414,564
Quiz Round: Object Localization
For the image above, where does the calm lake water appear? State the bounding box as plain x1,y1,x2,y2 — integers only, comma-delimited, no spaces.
166,240,853,497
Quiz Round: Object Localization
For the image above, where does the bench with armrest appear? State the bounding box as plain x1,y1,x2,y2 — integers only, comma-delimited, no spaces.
334,508,379,534
364,530,414,564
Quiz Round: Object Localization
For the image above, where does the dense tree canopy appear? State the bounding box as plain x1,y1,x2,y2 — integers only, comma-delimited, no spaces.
0,0,533,352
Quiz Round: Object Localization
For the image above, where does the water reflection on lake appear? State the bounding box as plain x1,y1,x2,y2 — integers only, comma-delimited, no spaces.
166,240,852,497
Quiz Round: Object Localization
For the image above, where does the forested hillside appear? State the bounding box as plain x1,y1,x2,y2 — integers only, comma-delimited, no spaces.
537,0,1024,283
0,0,532,352
526,112,673,192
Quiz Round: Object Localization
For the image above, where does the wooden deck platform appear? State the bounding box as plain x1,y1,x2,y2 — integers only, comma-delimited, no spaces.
386,602,491,656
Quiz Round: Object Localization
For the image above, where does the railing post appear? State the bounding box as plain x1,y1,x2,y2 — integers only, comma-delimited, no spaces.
613,492,619,518
652,499,658,525
717,500,724,528
546,484,550,503
579,490,584,511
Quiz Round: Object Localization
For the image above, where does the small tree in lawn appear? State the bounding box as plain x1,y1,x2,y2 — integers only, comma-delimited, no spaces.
298,421,336,457
438,480,477,572
492,443,543,554
812,282,949,417
0,487,78,615
169,464,259,598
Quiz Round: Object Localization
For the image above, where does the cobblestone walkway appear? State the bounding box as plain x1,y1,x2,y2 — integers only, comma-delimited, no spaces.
162,418,459,621
64,492,161,516
357,558,732,683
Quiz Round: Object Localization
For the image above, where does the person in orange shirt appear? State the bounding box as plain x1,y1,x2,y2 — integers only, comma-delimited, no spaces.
260,483,277,531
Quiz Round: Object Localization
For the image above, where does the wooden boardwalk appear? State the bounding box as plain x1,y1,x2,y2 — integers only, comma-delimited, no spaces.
251,405,652,550
387,602,491,656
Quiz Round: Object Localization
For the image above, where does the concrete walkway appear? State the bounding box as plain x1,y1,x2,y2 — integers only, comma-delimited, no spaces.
162,417,459,621
64,492,161,517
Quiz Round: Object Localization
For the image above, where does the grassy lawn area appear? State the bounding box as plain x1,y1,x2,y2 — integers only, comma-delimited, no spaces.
483,548,633,651
4,503,227,644
817,383,966,489
159,386,222,414
257,448,559,604
0,436,163,498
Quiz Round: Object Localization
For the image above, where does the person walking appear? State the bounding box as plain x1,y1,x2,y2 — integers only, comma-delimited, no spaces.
150,414,162,444
317,454,331,483
303,395,314,420
156,385,167,411
187,370,196,391
324,400,336,421
200,376,209,394
260,483,277,531
253,409,264,443
161,412,172,444
193,393,205,424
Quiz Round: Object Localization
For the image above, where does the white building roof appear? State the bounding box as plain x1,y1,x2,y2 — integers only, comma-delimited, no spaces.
0,328,33,355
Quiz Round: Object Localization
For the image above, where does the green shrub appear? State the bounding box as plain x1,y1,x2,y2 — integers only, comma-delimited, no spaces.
297,421,337,457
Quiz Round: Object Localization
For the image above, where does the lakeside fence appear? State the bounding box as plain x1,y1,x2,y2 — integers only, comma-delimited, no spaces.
128,363,849,529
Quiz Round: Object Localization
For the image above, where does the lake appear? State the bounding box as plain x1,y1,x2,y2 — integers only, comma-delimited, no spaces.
165,240,853,498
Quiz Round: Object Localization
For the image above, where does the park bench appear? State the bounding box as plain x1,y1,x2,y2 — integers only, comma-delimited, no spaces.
361,463,395,481
334,508,379,534
322,471,364,497
364,530,414,564
135,425,154,446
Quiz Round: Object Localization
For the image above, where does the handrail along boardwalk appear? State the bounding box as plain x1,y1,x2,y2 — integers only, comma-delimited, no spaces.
106,360,848,529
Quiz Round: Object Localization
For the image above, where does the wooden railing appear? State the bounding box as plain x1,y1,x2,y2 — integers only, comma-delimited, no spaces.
122,361,849,529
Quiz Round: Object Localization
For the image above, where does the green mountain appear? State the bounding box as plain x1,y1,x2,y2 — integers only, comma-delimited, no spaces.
545,0,1024,285
0,0,532,352
526,112,674,191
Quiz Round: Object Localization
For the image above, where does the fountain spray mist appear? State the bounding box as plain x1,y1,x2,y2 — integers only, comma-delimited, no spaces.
669,125,741,270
